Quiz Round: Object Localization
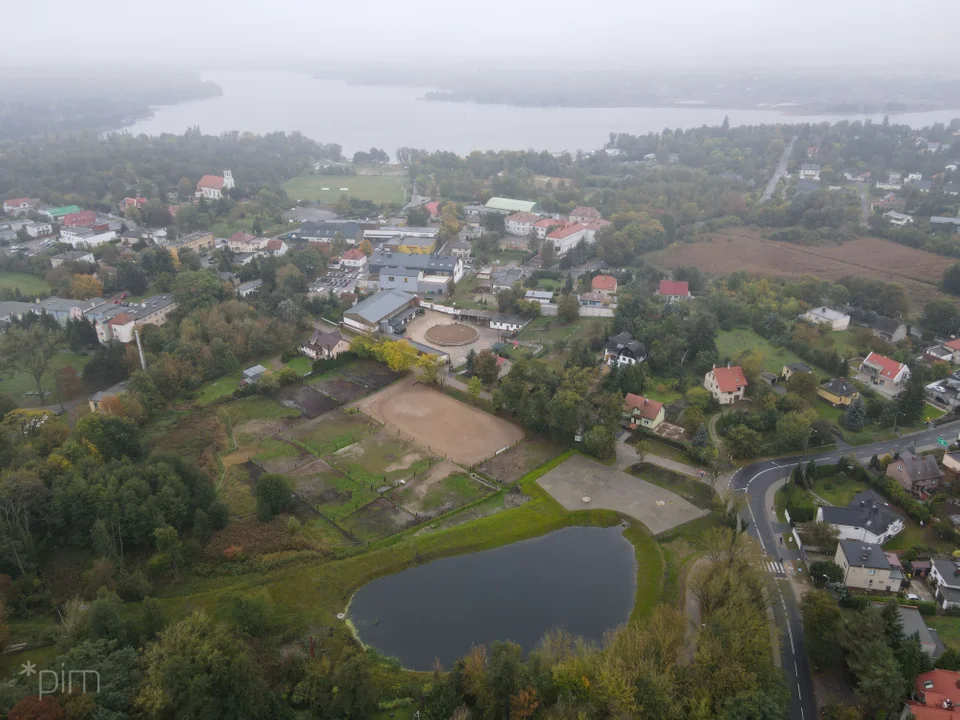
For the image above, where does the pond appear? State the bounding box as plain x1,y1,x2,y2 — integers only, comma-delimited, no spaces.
348,525,636,670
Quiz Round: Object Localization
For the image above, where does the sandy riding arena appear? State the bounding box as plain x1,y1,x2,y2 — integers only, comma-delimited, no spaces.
353,377,524,466
424,323,480,346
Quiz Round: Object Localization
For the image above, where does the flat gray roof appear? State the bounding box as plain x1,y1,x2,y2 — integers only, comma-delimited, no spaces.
345,289,417,325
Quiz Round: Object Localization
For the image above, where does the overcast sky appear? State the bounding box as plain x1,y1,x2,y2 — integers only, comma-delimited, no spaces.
2,0,956,69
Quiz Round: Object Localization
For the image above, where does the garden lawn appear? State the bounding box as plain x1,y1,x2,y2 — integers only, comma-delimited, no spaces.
194,370,244,405
0,351,90,403
0,271,49,295
292,412,376,456
284,355,313,376
813,474,869,506
283,174,407,204
926,615,960,651
717,328,829,376
225,396,300,427
637,438,694,465
881,516,957,554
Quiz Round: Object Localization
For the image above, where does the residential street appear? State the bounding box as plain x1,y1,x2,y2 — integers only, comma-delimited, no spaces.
760,135,797,204
731,418,960,720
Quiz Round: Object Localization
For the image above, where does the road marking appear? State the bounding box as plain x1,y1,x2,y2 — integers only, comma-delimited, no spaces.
795,661,798,675
801,708,805,720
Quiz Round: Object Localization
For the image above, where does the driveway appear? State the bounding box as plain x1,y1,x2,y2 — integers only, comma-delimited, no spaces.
537,454,707,535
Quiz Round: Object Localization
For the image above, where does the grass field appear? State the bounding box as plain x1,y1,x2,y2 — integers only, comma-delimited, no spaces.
291,411,377,457
284,355,313,376
226,396,300,428
0,351,90,403
394,471,489,513
0,271,49,295
334,434,434,486
926,615,960,651
283,174,407,205
717,328,827,376
220,464,257,516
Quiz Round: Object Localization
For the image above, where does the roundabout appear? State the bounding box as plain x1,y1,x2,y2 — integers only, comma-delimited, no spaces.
423,322,480,346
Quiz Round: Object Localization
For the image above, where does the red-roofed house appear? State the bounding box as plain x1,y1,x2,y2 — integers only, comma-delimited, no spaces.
341,248,368,270
547,222,587,256
623,393,665,430
3,197,37,215
658,279,691,303
591,275,618,295
119,197,147,213
265,238,288,256
704,365,748,404
104,312,136,343
904,669,960,720
62,211,97,228
505,212,542,236
583,218,611,242
569,206,602,223
228,231,263,253
860,352,910,392
424,201,441,218
196,170,235,200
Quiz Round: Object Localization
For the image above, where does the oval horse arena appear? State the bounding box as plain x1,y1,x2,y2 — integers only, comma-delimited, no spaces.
423,323,480,346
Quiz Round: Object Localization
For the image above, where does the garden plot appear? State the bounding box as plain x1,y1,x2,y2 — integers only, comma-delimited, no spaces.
338,497,416,542
312,376,368,404
288,410,378,457
327,428,438,488
479,438,563,484
340,359,399,391
391,460,491,516
276,383,341,418
252,437,310,474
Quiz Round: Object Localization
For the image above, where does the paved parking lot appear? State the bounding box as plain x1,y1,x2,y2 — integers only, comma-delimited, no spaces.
537,454,707,535
404,309,500,366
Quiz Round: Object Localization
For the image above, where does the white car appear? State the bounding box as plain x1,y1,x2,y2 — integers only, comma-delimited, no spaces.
905,593,922,601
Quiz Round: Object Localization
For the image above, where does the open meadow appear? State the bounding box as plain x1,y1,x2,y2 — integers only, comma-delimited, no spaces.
283,173,407,204
647,228,953,309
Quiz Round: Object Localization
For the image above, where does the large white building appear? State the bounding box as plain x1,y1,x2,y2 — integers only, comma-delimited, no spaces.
505,212,541,236
546,223,587,256
60,227,117,248
195,170,235,200
801,306,850,331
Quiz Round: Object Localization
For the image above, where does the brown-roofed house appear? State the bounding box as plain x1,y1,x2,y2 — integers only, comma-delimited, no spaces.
299,330,351,361
658,279,691,302
886,450,943,499
623,393,665,430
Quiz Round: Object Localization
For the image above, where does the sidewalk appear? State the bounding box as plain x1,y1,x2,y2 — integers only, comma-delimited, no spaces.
615,436,733,493
441,371,493,401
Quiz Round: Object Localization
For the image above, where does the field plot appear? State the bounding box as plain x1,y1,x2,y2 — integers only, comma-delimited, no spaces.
340,360,399,391
276,383,340,418
282,173,407,205
312,376,368,404
226,396,300,429
647,228,952,308
478,438,564,484
330,428,436,486
289,410,377,456
252,437,308,474
354,377,525,465
0,271,50,295
293,467,377,521
392,461,490,516
219,463,257,516
338,497,416,542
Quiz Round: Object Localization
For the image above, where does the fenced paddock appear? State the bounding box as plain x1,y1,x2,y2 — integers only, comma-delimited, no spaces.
353,377,525,466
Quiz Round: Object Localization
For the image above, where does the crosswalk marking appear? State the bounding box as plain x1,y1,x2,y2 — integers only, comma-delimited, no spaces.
766,561,786,576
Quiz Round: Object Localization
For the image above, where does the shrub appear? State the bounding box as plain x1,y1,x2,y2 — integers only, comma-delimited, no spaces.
223,545,245,561
786,506,815,523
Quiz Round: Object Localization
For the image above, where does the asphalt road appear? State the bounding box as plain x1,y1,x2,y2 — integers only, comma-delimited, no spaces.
760,135,798,204
731,418,960,720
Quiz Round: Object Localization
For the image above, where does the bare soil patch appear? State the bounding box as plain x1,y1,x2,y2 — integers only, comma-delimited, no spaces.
338,497,416,542
234,417,299,445
313,376,367,404
479,438,564,484
353,377,525,466
424,322,480,346
276,384,341,418
340,359,400,390
647,228,955,309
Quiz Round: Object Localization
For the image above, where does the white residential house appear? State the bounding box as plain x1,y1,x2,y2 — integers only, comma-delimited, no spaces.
603,332,647,367
815,490,904,545
704,365,748,404
929,558,960,610
883,211,914,227
835,540,901,592
799,164,821,180
237,279,263,298
876,181,903,191
906,172,923,183
59,227,116,248
340,248,368,270
2,198,37,215
547,223,587,256
801,306,850,331
299,329,351,360
24,221,52,238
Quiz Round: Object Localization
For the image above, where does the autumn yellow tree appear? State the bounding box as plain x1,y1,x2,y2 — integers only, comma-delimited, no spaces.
439,201,461,241
70,274,104,300
375,340,419,373
357,239,373,256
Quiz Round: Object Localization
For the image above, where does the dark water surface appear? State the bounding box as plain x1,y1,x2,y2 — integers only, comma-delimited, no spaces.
348,525,636,669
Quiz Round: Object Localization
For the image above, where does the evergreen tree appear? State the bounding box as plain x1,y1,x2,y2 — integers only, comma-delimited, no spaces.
805,459,818,487
844,397,866,431
692,425,709,448
897,371,928,426
792,463,806,489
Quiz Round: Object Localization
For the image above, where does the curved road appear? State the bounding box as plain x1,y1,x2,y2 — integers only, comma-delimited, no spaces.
731,419,960,720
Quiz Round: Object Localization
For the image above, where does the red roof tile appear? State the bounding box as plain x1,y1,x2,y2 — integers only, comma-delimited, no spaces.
63,211,97,227
342,248,365,260
507,212,540,223
624,393,663,421
591,275,617,292
863,352,907,380
108,312,135,325
197,174,225,190
945,339,960,352
230,231,257,243
710,366,748,393
424,201,440,216
266,238,284,251
547,222,586,239
4,197,34,206
585,219,611,230
905,704,960,720
915,669,960,710
659,280,690,296
570,206,601,220
533,218,558,228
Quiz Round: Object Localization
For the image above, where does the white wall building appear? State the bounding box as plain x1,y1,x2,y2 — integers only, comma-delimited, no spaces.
60,227,117,248
801,306,851,331
505,212,541,237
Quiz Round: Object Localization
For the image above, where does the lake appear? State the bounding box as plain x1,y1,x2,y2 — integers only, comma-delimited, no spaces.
121,70,960,157
348,525,636,670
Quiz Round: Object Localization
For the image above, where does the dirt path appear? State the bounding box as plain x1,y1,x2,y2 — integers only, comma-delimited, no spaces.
682,557,710,664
